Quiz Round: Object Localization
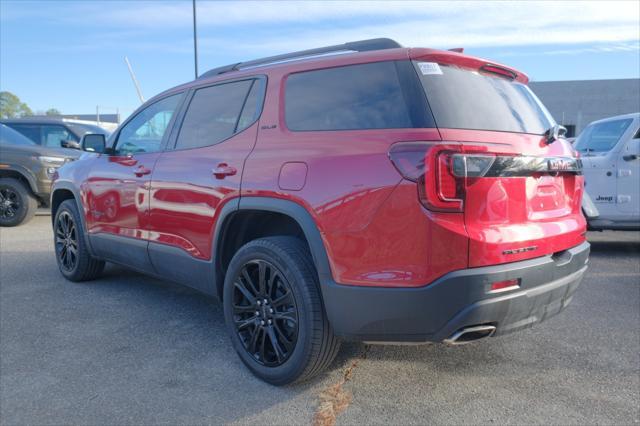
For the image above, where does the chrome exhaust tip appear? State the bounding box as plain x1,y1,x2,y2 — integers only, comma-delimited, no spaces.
444,325,497,345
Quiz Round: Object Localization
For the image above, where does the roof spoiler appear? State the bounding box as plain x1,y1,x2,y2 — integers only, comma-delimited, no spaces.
199,38,402,79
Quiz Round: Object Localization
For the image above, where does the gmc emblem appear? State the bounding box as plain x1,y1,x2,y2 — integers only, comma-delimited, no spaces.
548,158,572,172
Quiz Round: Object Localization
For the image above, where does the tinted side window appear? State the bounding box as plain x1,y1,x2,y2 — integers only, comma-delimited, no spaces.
236,81,262,131
285,61,420,131
0,124,36,146
175,80,255,150
8,124,41,144
116,93,182,155
42,125,77,148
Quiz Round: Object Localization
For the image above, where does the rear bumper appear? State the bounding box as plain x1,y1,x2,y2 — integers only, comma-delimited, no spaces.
320,241,590,342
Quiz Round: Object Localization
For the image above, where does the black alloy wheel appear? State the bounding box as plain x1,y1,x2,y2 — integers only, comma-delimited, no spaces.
55,211,78,272
231,259,299,367
0,187,20,220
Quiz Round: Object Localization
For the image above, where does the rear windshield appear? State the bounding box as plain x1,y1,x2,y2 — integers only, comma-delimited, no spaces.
574,118,633,153
415,62,555,135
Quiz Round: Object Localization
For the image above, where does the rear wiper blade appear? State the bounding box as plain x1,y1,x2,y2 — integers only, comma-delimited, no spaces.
544,124,567,145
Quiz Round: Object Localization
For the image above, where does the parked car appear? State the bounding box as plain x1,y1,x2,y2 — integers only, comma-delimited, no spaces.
1,117,109,152
50,39,589,384
0,124,79,226
575,113,640,230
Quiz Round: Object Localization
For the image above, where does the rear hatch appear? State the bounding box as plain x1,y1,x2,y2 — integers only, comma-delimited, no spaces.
411,51,586,267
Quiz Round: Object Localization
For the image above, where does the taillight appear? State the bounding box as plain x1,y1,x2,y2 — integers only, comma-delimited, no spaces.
430,149,464,211
389,142,506,213
389,142,465,212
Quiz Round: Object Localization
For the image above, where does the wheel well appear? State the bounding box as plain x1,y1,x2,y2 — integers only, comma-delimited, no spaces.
216,210,310,298
50,189,75,224
0,170,35,195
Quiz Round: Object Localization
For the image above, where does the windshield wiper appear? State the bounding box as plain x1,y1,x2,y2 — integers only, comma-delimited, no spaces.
544,124,567,145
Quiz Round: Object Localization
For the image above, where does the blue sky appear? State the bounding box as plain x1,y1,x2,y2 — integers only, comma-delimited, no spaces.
1,0,639,119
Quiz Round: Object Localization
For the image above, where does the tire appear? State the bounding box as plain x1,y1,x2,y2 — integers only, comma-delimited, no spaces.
53,199,105,281
223,236,340,385
0,178,37,227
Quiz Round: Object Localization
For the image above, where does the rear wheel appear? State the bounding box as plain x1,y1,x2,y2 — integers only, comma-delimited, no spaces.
0,178,37,227
54,199,105,281
223,237,340,385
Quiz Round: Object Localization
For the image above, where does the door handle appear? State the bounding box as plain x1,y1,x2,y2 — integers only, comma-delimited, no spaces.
623,154,639,161
134,166,151,177
213,163,237,179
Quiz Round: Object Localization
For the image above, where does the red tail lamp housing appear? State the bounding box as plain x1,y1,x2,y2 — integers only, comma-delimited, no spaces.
388,142,507,212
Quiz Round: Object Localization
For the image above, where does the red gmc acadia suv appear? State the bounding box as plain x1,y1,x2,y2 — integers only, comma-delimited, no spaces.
50,39,590,385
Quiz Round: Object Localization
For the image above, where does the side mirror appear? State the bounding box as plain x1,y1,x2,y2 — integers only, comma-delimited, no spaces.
60,139,82,150
81,133,106,153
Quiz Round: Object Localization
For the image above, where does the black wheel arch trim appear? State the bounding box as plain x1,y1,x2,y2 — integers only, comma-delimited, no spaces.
213,197,334,296
0,164,38,194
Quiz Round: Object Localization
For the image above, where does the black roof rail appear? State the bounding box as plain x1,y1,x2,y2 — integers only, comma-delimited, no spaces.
198,38,402,79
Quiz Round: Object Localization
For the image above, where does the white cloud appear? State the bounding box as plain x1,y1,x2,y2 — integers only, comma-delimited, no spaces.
97,1,640,31
3,0,639,53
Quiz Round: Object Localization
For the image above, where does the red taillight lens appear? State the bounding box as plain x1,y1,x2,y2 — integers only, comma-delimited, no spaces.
438,153,458,199
389,142,465,212
430,149,464,211
389,142,509,213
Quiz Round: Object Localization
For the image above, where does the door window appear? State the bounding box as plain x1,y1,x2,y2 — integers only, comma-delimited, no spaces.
7,124,41,144
115,93,182,155
42,125,77,148
175,79,258,150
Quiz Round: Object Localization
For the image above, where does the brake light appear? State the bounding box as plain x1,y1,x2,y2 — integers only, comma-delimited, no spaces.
480,64,518,80
432,149,463,211
388,143,463,212
389,142,509,212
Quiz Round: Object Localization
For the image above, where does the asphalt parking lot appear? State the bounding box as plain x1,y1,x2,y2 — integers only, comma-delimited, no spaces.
1,217,639,425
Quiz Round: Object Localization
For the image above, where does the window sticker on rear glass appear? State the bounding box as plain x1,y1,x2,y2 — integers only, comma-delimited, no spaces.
417,62,442,75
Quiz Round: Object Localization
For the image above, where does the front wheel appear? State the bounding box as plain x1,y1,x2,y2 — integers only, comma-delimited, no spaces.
223,237,340,385
0,178,37,227
54,199,105,281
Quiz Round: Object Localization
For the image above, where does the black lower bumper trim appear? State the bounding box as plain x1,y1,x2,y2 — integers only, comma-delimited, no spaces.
320,241,590,342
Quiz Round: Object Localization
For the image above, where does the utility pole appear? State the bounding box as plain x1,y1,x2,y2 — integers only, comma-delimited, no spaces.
193,0,199,79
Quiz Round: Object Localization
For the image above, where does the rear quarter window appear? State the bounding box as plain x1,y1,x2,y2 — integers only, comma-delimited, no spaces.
285,61,433,131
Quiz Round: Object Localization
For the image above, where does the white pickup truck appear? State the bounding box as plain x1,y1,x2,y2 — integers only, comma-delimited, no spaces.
576,113,640,230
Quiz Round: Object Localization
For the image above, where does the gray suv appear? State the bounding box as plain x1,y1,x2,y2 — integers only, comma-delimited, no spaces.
0,124,80,226
1,117,109,152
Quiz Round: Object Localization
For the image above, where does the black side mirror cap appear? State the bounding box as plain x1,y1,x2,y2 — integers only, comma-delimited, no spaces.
81,133,106,153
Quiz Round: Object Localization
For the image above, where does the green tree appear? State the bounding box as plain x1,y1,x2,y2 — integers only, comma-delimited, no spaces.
45,108,61,116
0,91,33,118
